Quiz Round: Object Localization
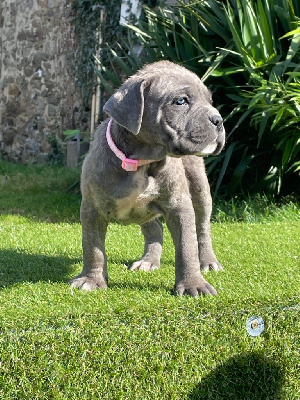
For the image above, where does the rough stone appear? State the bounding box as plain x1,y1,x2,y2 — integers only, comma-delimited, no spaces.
6,100,22,117
12,134,26,151
0,0,82,164
40,137,52,153
32,52,49,68
3,128,16,145
8,84,21,97
47,104,57,117
47,94,61,106
25,138,40,153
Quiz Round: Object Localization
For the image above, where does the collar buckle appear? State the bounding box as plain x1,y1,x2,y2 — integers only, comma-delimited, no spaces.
122,158,139,172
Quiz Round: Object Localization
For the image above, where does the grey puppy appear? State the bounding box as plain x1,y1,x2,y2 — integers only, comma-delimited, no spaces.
70,61,225,297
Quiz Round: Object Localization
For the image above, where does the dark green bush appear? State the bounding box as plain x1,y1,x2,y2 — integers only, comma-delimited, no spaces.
96,0,300,197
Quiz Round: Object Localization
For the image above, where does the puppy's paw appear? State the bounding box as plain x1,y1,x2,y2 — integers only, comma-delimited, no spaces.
199,252,224,272
129,260,160,272
200,260,223,272
174,277,217,297
70,275,107,291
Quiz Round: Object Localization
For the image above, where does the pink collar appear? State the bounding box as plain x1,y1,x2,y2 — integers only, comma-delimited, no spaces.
106,118,155,172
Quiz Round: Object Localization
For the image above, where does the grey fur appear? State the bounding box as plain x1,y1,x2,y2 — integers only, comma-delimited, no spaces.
70,61,225,297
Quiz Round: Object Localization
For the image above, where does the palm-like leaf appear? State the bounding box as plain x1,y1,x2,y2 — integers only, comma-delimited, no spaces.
94,0,300,196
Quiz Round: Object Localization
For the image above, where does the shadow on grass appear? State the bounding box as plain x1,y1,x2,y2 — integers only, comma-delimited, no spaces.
189,351,285,400
109,280,171,294
0,161,81,223
0,249,80,289
107,258,173,294
0,250,170,293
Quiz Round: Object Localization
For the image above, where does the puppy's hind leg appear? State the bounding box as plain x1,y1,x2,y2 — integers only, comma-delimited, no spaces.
129,218,163,272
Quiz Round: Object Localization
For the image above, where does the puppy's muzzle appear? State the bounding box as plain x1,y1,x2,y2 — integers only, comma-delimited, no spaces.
197,111,225,156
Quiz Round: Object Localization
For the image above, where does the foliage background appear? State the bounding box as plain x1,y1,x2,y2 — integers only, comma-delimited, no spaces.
70,0,159,113
70,0,123,111
89,0,300,198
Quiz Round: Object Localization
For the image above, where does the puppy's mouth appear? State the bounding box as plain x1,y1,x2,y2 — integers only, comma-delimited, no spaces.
169,139,224,158
196,141,218,157
164,123,225,157
196,139,224,157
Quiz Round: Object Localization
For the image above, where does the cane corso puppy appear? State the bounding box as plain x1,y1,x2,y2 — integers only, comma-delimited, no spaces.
70,61,225,297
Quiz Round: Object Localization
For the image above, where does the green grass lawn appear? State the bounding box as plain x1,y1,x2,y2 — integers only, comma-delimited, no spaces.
0,161,299,399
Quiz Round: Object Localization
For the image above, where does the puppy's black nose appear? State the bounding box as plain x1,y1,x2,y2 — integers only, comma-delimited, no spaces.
209,114,223,127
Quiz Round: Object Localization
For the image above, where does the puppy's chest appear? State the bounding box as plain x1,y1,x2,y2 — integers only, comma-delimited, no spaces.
113,176,160,224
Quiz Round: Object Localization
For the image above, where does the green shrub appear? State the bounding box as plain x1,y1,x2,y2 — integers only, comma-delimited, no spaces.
96,0,300,197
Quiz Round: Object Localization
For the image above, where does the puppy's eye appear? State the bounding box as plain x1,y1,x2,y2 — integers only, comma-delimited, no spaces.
174,97,189,106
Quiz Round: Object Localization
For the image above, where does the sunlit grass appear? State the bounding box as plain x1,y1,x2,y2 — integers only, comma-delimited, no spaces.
0,161,299,399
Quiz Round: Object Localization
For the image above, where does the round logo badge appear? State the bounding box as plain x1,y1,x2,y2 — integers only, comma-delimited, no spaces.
246,316,264,337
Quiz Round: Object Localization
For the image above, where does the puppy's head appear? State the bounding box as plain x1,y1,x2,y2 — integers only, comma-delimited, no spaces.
103,61,225,157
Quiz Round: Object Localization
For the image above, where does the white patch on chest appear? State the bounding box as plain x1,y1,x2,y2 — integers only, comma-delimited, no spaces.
115,177,159,222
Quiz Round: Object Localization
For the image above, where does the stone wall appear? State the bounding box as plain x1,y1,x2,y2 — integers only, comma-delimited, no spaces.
0,0,81,164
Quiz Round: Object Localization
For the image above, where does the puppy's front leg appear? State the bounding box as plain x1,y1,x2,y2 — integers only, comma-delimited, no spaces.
182,156,223,272
70,199,108,291
165,199,217,297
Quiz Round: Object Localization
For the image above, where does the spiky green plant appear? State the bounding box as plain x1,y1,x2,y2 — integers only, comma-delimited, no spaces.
95,0,300,196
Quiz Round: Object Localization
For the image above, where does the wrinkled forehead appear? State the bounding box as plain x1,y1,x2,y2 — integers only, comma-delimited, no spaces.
148,72,211,100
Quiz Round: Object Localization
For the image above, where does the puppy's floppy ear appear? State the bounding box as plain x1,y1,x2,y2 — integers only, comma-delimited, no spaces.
103,78,150,135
